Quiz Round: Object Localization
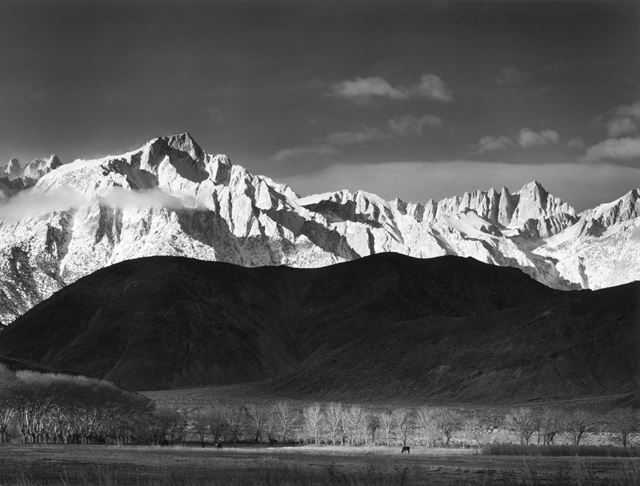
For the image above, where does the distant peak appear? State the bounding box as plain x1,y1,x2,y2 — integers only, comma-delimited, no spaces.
519,180,547,194
163,132,204,161
44,154,62,172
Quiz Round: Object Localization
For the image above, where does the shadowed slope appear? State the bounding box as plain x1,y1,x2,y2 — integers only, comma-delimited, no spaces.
0,253,558,391
270,283,640,402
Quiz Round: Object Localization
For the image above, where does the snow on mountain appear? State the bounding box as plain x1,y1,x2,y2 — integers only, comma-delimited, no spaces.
535,189,640,289
22,155,62,180
0,132,637,324
3,159,22,180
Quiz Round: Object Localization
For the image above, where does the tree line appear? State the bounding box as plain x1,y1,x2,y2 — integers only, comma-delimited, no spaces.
1,365,638,447
182,402,640,448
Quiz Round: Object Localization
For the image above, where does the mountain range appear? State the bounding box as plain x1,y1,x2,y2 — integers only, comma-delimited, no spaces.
0,132,639,325
0,253,637,403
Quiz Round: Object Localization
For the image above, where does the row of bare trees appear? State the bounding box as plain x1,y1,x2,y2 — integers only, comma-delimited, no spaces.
2,364,638,447
180,402,640,448
506,406,640,448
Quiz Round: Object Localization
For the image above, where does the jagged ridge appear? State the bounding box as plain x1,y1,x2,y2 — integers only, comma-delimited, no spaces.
0,132,638,324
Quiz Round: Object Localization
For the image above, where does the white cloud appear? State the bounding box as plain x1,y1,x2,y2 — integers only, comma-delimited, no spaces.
324,126,387,145
281,160,640,211
331,77,405,102
0,186,87,222
567,137,585,151
614,100,640,119
476,135,514,153
413,74,452,102
0,186,203,223
517,128,559,148
388,114,442,135
606,117,638,137
601,100,640,137
496,66,526,85
331,74,452,103
271,144,338,163
273,113,444,162
581,137,640,164
476,128,559,152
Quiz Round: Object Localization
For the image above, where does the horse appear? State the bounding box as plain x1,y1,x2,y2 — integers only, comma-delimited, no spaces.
216,442,223,449
401,445,410,454
269,438,278,445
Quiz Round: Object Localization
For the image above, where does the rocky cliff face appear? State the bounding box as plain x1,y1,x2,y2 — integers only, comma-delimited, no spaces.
0,132,637,324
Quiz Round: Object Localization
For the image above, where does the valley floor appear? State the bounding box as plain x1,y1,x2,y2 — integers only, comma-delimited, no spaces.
0,444,638,485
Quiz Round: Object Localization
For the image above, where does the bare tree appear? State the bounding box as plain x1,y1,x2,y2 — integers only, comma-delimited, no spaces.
380,411,395,446
303,404,323,445
343,406,364,446
205,407,228,444
391,408,413,446
366,413,381,445
223,406,243,443
416,406,437,447
325,402,344,445
539,407,563,445
564,408,594,446
265,401,278,443
245,402,268,444
431,407,462,447
506,408,539,445
191,411,209,446
275,400,297,443
607,408,639,448
461,415,486,446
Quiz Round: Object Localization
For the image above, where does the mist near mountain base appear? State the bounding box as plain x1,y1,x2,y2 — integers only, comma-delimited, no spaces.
0,186,201,223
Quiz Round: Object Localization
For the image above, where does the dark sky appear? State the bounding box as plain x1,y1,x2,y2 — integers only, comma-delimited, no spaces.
1,0,639,208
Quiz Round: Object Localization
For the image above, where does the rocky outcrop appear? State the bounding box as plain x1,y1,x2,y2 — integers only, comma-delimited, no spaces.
3,159,22,180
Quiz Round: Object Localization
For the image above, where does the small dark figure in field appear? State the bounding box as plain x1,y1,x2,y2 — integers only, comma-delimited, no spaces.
401,446,410,454
269,438,278,445
216,442,223,449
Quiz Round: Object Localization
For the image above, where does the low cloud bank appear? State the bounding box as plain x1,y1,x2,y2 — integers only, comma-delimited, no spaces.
282,160,640,211
0,186,202,223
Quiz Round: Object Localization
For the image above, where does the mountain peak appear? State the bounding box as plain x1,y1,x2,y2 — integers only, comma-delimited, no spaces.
518,180,548,196
3,158,22,180
163,132,204,161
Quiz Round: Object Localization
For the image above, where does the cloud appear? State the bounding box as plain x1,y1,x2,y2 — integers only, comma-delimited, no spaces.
475,128,560,152
567,137,585,151
476,136,514,153
282,160,640,212
581,137,640,164
273,113,443,162
331,77,405,102
496,66,526,85
602,100,640,137
388,114,442,135
0,186,201,223
606,117,638,137
517,128,559,148
331,74,452,103
0,186,87,222
271,144,338,163
324,126,387,145
413,74,453,102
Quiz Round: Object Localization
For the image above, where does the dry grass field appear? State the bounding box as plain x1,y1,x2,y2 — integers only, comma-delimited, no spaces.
0,444,639,485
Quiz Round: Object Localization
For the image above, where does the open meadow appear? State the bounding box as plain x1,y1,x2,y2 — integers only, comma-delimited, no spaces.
1,444,640,486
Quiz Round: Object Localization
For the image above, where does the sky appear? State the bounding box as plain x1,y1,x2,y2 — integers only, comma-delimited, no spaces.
0,0,639,210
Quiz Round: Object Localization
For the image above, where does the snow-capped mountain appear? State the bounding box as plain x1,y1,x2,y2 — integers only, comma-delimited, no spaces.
0,132,637,325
